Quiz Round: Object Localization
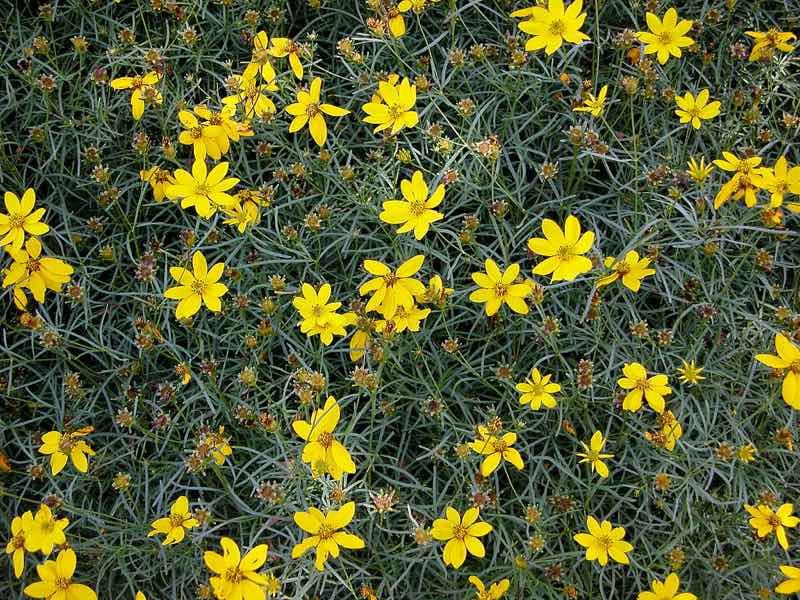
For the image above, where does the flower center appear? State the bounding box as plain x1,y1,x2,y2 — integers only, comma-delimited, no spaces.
596,533,613,552
55,577,71,591
9,213,26,228
311,305,324,317
548,19,566,36
191,280,208,295
688,107,702,119
191,127,203,139
305,103,320,118
317,524,335,540
26,258,42,272
224,566,243,583
768,514,782,528
657,31,675,46
131,76,143,89
253,48,270,65
409,199,426,216
452,524,469,540
493,283,508,299
492,439,507,453
317,431,333,449
384,273,399,288
791,360,800,374
58,436,74,452
634,378,651,392
615,262,631,275
556,245,573,259
194,183,209,195
388,103,405,119
169,514,186,528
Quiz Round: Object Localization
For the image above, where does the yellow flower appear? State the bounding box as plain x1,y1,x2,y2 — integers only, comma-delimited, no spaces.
596,251,655,292
0,188,49,250
637,573,697,600
686,156,713,183
745,503,799,550
285,77,350,147
362,77,419,135
178,109,226,161
528,215,594,281
208,426,232,465
23,549,96,600
645,410,682,451
416,274,454,306
674,89,721,129
164,251,228,320
292,502,365,571
430,507,492,569
745,29,796,61
513,0,589,55
380,170,444,239
222,74,277,121
110,71,162,120
5,511,35,578
293,283,344,334
737,443,757,463
165,160,239,218
308,312,357,346
203,537,269,600
676,359,704,385
27,505,69,555
243,31,277,82
618,362,671,413
573,516,632,566
292,396,356,480
148,496,199,545
468,426,524,476
359,254,426,318
776,565,800,595
576,431,614,478
222,200,260,233
712,151,768,209
515,368,560,410
2,237,74,307
38,427,95,475
268,37,304,79
573,84,608,117
759,156,800,207
468,575,510,600
388,1,413,37
374,303,430,334
139,167,175,202
469,259,530,316
636,8,694,64
755,333,800,409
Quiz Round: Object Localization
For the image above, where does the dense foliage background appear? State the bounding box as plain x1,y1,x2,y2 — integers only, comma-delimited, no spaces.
1,0,800,598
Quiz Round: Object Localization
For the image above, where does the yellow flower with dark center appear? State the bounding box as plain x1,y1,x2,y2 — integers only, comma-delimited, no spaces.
380,170,445,239
686,156,713,183
468,426,524,476
617,362,672,413
222,200,259,233
637,573,697,600
110,71,162,120
576,431,614,478
573,84,608,117
27,505,69,555
148,496,199,545
139,166,175,202
374,303,430,334
359,254,426,318
178,110,225,161
512,0,589,55
268,37,304,79
636,8,694,64
203,537,269,600
515,368,560,410
164,251,228,320
755,333,800,409
2,237,74,308
361,77,419,135
165,159,239,218
243,31,277,82
0,188,49,250
291,502,365,571
674,89,721,129
468,575,510,600
528,215,594,281
292,396,355,480
759,156,800,207
430,507,492,569
5,510,34,578
676,359,704,385
469,259,530,316
285,77,350,147
737,443,757,463
745,29,796,61
644,410,682,451
293,283,344,335
23,549,96,600
222,74,278,121
38,427,94,475
573,516,632,565
596,250,655,292
745,503,799,550
776,565,800,595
